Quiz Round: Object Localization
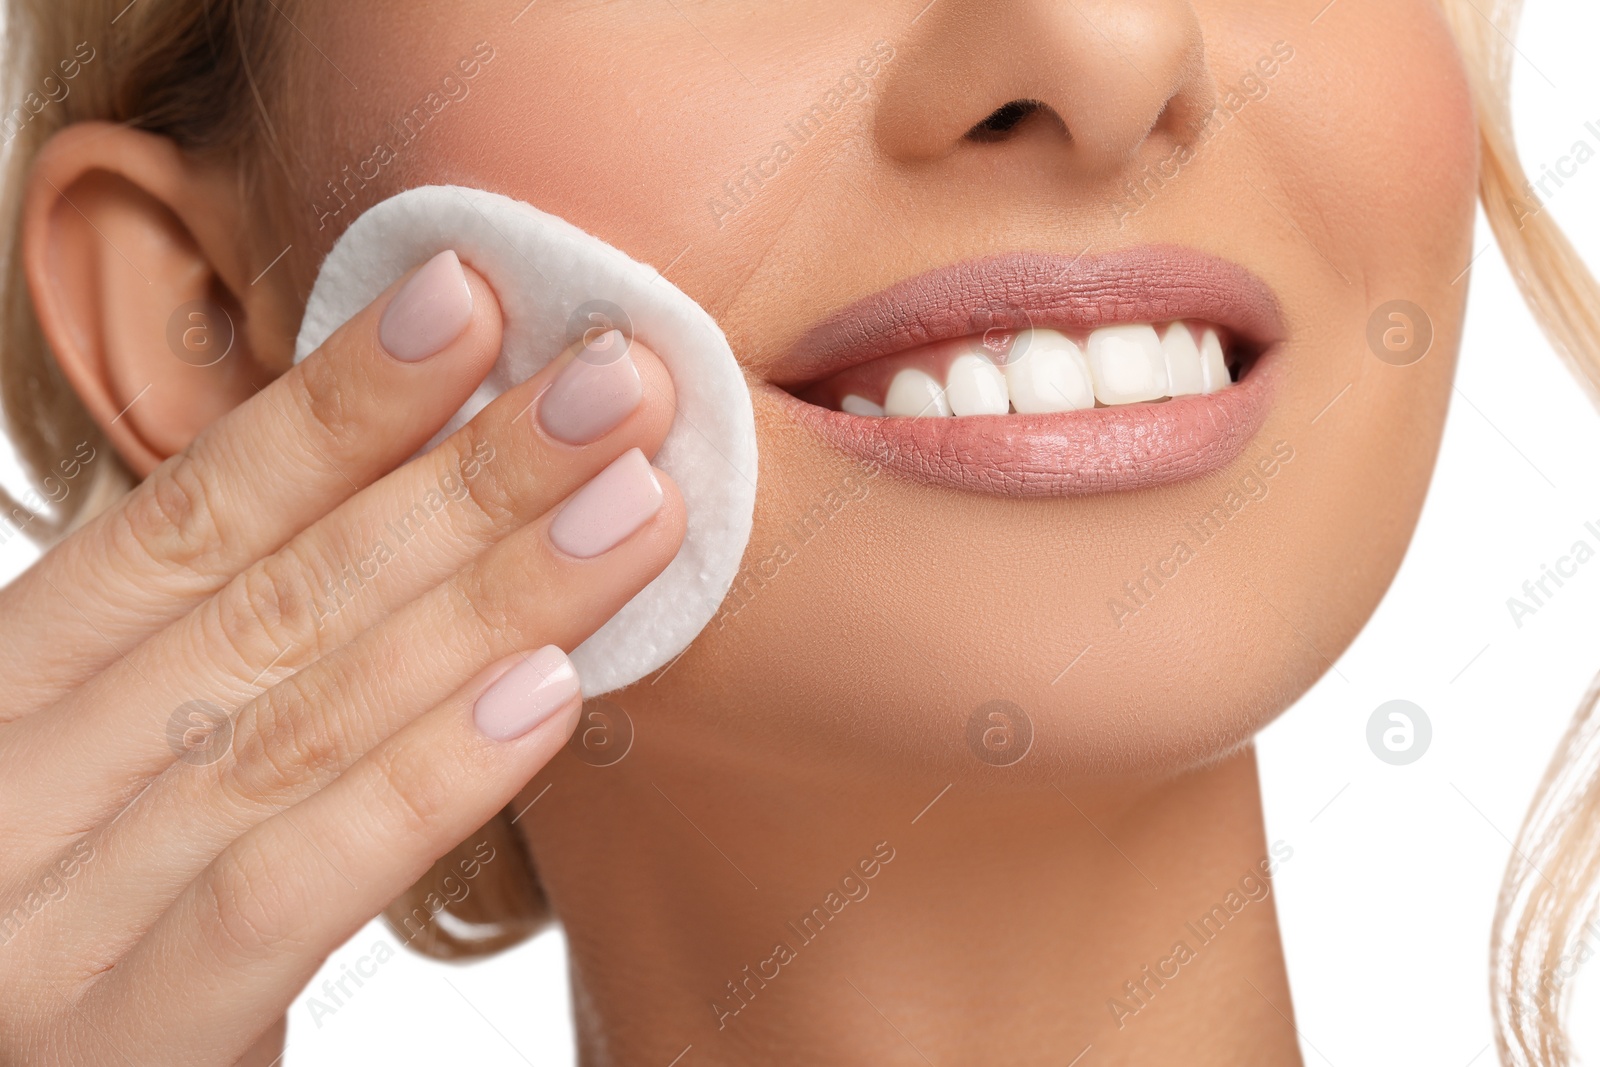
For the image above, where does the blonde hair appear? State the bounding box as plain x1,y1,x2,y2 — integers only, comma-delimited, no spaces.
3,0,1600,1050
1438,3,1600,1059
0,0,546,959
0,0,309,537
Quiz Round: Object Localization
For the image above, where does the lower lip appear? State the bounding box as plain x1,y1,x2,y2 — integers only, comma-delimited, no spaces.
775,349,1279,497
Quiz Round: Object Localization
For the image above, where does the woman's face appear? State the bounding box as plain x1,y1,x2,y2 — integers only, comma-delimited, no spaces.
290,0,1476,780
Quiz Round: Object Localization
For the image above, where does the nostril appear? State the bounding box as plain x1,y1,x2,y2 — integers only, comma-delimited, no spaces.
969,100,1039,139
966,99,1068,142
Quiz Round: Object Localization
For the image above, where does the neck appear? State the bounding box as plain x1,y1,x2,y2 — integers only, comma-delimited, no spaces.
521,738,1302,1066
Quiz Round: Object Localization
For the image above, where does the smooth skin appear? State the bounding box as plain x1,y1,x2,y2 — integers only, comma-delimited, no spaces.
0,135,686,1063
4,0,1478,1064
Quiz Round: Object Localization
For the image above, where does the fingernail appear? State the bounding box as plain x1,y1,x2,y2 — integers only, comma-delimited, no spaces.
538,331,644,445
474,645,581,741
378,250,474,362
549,448,664,559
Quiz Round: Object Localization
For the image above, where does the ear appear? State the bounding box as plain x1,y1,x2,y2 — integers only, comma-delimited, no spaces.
21,122,292,477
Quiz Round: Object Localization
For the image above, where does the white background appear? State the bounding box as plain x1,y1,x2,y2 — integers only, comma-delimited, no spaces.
4,3,1600,1064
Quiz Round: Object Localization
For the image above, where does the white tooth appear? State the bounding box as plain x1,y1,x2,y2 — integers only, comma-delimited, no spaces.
1087,324,1168,405
883,367,952,417
1161,323,1204,397
1004,329,1094,413
840,393,885,417
1198,328,1230,393
945,354,1009,416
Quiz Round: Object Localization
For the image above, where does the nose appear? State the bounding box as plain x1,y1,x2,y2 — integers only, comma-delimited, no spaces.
874,0,1215,176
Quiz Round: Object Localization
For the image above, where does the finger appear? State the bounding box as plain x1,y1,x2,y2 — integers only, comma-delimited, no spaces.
71,649,584,1067
12,334,673,834
0,251,501,711
38,457,683,956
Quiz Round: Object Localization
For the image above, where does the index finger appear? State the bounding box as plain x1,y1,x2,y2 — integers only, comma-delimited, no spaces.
0,250,502,711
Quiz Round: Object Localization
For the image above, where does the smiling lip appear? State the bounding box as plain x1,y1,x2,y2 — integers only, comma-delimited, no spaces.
769,247,1287,497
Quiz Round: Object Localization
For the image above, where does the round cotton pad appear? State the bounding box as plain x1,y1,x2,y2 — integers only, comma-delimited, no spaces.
293,185,757,696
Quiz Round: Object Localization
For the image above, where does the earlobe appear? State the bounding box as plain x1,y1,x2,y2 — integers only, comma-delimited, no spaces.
21,122,279,477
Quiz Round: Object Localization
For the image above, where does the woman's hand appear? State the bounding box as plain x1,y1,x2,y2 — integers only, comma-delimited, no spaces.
0,250,685,1066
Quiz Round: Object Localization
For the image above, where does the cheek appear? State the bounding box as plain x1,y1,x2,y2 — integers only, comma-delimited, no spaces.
349,6,897,313
1176,2,1478,747
299,5,748,265
1287,6,1478,560
702,8,1479,775
295,0,1482,781
1267,1,1479,276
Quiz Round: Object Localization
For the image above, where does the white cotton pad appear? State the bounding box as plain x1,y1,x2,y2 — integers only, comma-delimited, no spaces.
293,185,757,696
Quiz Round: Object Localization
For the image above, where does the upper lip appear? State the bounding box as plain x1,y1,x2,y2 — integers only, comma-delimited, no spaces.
769,246,1287,390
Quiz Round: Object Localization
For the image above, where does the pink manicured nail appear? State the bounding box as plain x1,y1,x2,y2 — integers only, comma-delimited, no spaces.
378,250,474,362
549,448,664,559
474,646,581,741
538,331,644,445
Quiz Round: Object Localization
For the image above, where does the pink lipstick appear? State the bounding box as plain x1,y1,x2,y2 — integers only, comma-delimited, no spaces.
770,247,1285,497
